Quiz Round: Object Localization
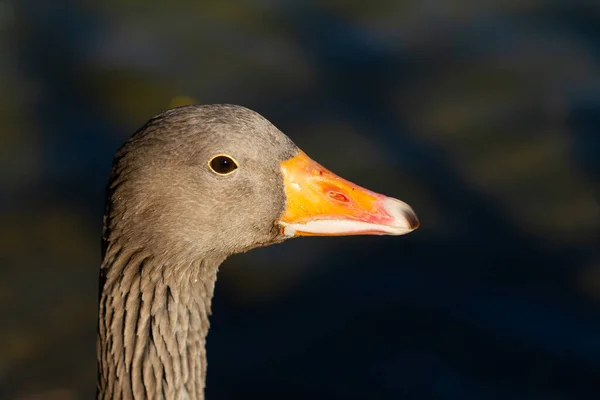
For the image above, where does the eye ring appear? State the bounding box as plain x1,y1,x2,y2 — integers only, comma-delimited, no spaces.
208,154,239,175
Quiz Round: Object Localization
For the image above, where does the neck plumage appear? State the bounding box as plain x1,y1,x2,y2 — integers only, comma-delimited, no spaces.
97,244,223,400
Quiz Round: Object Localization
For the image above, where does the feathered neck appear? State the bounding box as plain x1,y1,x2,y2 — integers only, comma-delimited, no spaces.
97,241,224,400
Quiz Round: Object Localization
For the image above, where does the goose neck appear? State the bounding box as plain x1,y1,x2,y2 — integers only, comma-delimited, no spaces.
97,248,223,400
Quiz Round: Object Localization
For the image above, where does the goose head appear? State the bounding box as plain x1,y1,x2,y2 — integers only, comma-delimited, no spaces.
105,104,418,264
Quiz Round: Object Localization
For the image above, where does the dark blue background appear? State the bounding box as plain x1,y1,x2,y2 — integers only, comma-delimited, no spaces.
2,1,599,399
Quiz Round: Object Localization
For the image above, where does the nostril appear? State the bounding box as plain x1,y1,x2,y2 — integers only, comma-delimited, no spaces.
328,191,349,203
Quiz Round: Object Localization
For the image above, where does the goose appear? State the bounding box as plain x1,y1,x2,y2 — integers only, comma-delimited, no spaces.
97,104,419,399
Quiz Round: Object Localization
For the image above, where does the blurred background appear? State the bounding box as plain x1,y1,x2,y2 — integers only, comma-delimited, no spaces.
2,0,600,399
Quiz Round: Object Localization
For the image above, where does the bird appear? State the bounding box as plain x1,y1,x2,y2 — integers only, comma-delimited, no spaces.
97,104,419,399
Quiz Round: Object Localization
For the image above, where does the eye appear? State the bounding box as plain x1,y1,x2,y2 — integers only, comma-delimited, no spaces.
208,154,238,175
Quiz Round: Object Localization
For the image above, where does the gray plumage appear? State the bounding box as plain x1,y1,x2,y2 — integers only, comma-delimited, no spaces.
98,105,299,399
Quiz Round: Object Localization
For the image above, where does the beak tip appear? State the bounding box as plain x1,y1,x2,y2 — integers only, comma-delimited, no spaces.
382,197,420,234
406,210,420,230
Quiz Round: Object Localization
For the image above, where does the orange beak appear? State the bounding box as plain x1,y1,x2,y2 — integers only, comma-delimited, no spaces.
278,150,419,237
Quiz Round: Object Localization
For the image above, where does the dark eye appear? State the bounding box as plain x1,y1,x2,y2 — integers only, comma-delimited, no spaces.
209,154,238,175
